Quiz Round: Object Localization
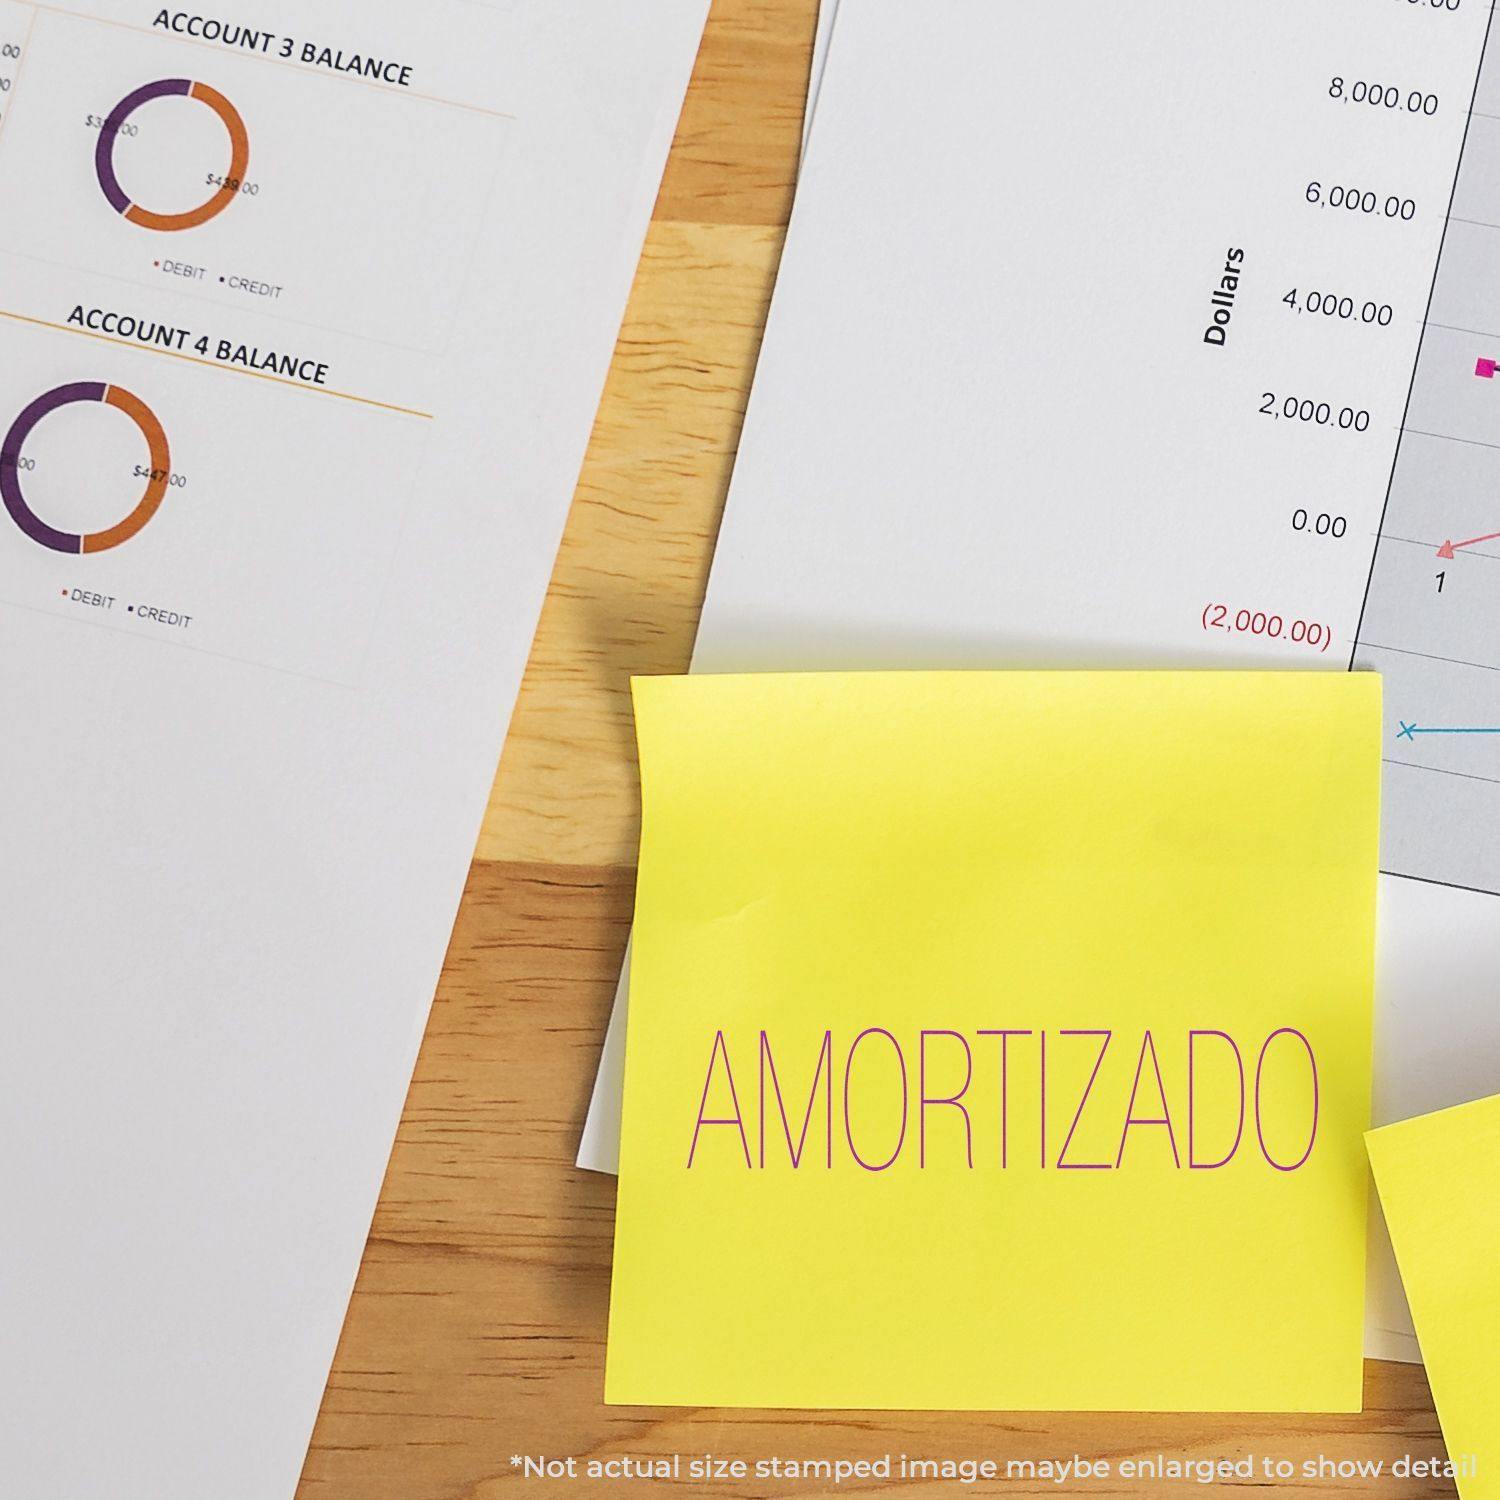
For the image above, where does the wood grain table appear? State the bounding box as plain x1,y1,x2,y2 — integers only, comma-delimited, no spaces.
296,4,1454,1495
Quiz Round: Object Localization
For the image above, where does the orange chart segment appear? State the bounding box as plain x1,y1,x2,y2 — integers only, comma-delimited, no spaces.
85,386,170,552
95,78,250,233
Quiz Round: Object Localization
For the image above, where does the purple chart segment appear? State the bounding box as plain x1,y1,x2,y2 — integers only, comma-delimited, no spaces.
94,78,191,215
1,383,108,554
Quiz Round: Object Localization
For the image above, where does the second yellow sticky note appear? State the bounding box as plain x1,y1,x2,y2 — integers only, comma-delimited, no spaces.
1368,1094,1500,1498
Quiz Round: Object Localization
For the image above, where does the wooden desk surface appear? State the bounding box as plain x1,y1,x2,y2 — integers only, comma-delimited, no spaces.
297,4,1453,1495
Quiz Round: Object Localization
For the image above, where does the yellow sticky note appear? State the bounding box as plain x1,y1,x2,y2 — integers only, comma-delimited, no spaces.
1367,1096,1500,1496
607,672,1381,1411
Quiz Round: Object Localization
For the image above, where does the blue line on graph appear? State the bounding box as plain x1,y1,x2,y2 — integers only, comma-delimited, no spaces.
1397,721,1500,741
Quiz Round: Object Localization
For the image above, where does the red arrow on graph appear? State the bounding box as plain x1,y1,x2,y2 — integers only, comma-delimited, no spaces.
1437,530,1500,560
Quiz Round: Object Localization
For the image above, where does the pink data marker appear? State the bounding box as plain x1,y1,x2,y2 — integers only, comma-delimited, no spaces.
1476,358,1498,380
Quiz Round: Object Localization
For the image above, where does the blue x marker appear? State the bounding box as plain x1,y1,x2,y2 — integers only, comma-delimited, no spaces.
1397,722,1500,741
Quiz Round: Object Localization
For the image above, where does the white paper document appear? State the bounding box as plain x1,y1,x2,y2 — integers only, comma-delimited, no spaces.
581,0,1500,1364
0,1,706,1494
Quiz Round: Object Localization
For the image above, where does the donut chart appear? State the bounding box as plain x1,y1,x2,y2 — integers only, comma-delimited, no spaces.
1,383,171,554
95,78,249,232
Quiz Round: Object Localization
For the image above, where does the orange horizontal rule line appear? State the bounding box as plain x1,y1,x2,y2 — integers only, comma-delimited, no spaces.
0,308,435,420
